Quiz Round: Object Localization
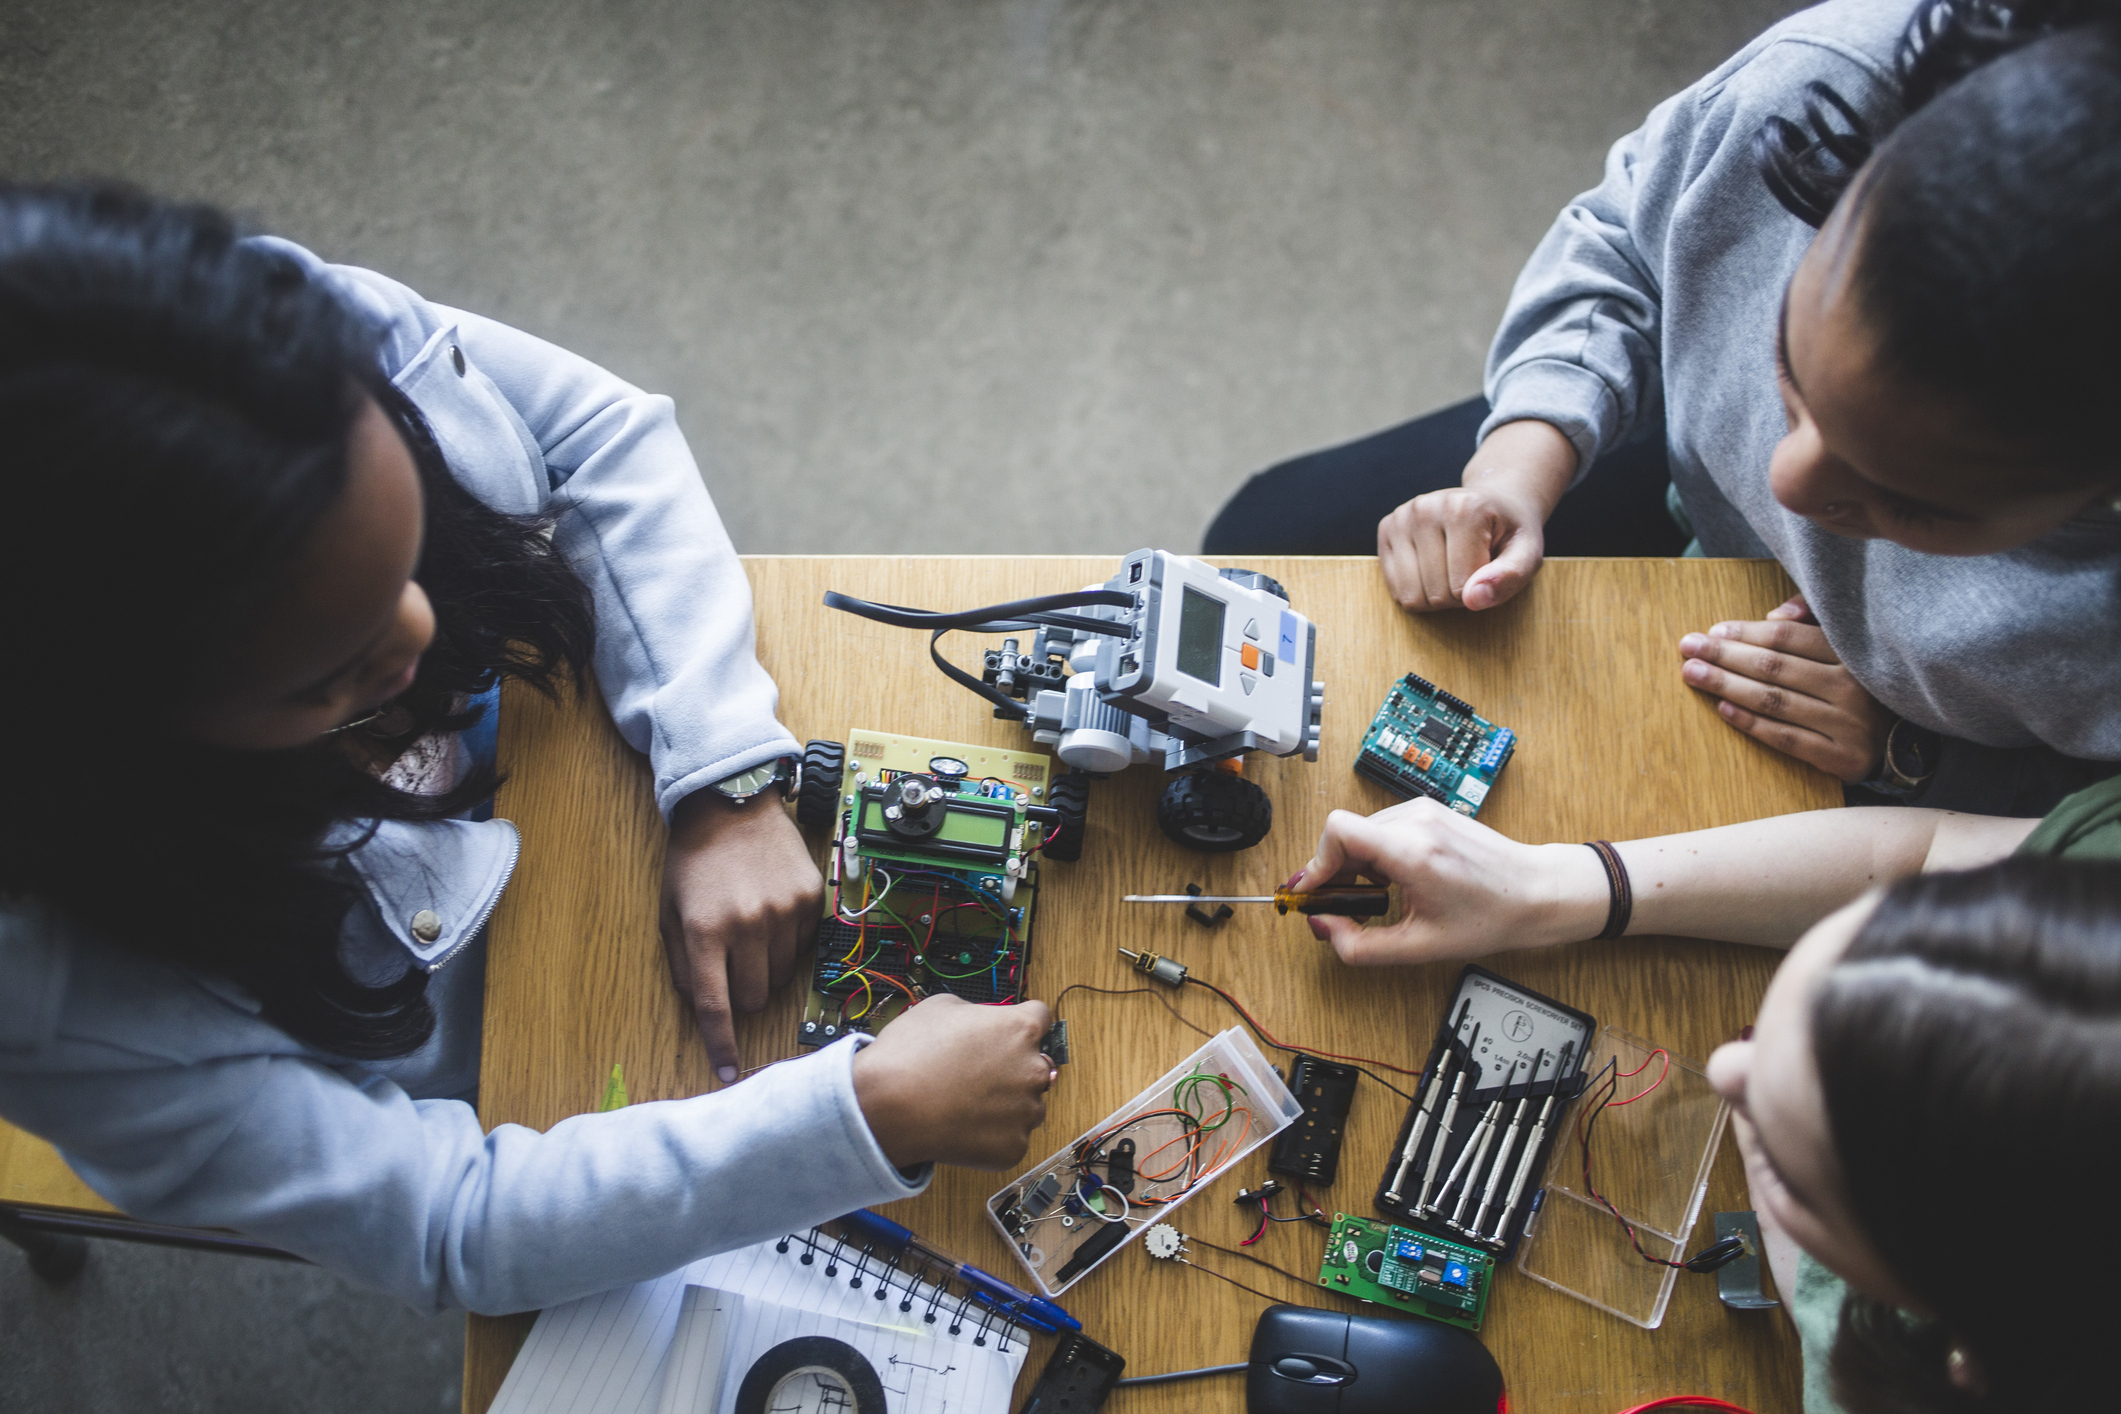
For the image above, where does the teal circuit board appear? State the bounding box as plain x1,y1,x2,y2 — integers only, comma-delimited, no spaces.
1316,1214,1494,1332
1354,673,1515,817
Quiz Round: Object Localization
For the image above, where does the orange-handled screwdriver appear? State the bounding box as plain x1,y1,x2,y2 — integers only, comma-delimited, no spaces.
1122,884,1393,918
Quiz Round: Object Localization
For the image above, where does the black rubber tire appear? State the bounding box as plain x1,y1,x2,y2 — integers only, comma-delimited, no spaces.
1157,771,1273,852
795,739,846,832
1044,773,1089,862
1218,565,1290,603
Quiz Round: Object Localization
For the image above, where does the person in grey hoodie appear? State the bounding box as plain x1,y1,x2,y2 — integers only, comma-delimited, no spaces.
1209,0,2121,816
0,184,1056,1314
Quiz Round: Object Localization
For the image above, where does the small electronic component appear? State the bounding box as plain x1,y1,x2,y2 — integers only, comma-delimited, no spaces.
1118,946,1189,986
1355,672,1515,816
1022,1173,1064,1219
1316,1214,1495,1332
1041,1019,1071,1066
1019,1334,1126,1413
1101,1137,1137,1195
1268,1055,1360,1186
1052,1220,1130,1285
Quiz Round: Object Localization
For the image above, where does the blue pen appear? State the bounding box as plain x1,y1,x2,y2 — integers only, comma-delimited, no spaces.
837,1209,1080,1334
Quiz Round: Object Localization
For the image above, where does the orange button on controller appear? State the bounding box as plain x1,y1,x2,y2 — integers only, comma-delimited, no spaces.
1240,642,1260,670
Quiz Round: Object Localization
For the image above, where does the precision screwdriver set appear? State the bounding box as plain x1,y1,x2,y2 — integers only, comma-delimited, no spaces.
1372,966,1595,1260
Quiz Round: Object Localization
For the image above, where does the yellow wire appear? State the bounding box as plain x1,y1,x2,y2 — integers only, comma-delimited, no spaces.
846,971,876,1020
841,870,870,964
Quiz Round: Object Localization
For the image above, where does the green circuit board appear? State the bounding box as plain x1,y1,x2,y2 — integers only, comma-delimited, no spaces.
1354,673,1515,817
1315,1213,1494,1332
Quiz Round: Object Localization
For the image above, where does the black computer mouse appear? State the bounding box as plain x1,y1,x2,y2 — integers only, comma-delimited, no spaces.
1246,1303,1504,1414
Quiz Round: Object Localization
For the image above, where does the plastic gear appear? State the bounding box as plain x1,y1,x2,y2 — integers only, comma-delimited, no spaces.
1143,1224,1185,1260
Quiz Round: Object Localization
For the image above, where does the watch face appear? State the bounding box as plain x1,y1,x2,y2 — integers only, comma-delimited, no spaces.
1887,725,1937,786
717,762,780,798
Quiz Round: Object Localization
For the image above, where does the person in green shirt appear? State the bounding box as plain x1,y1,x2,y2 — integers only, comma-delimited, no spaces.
1285,775,2121,1412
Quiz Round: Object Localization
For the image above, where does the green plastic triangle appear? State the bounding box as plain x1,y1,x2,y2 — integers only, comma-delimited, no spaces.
598,1063,629,1112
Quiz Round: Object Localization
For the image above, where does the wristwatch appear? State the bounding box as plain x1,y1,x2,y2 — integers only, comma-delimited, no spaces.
1865,719,1940,797
704,755,798,805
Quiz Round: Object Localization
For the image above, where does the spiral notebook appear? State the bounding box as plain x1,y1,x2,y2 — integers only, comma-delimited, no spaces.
489,1227,1030,1414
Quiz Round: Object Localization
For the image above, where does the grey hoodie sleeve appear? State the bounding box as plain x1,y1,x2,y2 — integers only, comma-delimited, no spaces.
1476,111,1671,481
1476,0,1906,483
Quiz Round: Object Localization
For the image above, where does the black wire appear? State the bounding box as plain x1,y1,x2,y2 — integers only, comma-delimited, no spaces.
1188,1235,1316,1290
1112,1363,1248,1389
1051,983,1215,1041
1187,979,1417,1102
821,587,1137,720
1173,1257,1287,1307
1576,1058,1743,1274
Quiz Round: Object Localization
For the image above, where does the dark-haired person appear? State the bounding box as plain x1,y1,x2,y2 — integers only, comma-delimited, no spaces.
0,184,1056,1313
1285,776,2121,1412
1709,861,2114,1413
1207,0,2121,816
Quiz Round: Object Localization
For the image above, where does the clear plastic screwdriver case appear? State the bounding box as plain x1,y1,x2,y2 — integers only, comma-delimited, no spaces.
1514,1024,1731,1329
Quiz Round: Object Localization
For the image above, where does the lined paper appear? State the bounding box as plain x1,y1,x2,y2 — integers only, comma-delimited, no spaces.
489,1234,1029,1414
660,1284,1019,1413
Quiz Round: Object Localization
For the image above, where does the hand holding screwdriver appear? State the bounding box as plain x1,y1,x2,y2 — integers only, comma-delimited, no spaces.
1123,884,1393,918
1290,797,1611,965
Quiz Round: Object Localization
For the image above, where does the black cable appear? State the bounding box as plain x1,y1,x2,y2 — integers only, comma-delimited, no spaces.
1189,1235,1315,1290
822,587,1138,720
821,587,1137,637
1577,1057,1746,1275
1112,1362,1248,1389
1188,979,1417,1102
1172,1257,1286,1307
1051,983,1215,1041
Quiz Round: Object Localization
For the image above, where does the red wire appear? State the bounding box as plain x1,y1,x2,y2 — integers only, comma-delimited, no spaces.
1239,1198,1271,1246
1193,982,1421,1076
1614,1400,1757,1414
1605,1049,1670,1108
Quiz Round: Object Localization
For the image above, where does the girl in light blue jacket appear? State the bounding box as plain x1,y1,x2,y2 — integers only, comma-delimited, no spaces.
0,184,1054,1314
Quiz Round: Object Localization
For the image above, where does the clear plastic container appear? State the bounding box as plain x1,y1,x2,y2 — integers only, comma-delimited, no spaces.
985,1027,1300,1297
1513,1025,1730,1329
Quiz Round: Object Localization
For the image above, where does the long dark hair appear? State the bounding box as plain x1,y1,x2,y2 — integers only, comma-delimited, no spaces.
1752,2,2121,474
0,182,593,1058
1812,859,2121,1412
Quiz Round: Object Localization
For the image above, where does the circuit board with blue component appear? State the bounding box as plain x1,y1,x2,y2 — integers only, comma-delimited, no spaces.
1354,673,1515,817
1316,1213,1493,1331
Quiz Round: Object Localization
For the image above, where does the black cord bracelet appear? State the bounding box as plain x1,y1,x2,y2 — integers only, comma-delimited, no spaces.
1585,840,1633,941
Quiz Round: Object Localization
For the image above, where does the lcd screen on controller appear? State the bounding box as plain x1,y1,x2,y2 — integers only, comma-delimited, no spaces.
1176,586,1225,686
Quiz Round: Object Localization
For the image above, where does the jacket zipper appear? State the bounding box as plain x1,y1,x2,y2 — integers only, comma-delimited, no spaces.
424,826,522,974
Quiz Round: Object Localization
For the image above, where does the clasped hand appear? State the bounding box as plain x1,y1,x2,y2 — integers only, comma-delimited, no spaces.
1677,594,1890,783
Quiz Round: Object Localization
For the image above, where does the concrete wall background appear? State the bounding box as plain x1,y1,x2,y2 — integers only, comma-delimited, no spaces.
1,2,1798,1408
2,0,1797,555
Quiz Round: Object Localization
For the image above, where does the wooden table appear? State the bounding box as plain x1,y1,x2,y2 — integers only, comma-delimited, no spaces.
460,554,1836,1414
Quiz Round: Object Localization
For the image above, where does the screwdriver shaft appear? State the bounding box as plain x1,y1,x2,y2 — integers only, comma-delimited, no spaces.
1383,1053,1452,1205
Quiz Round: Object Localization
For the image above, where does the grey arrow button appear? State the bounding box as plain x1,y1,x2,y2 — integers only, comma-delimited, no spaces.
1243,618,1261,640
1240,673,1256,695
